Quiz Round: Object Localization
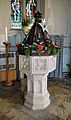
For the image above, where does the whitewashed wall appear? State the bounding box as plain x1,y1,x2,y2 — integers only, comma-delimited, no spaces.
46,0,71,35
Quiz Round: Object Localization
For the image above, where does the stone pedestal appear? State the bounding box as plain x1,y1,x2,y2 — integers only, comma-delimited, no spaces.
19,55,56,110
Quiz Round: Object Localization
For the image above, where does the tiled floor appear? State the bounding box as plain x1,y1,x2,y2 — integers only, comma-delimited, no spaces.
0,78,71,120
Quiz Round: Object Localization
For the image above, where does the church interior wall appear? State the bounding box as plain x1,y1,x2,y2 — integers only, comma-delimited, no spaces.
0,0,71,77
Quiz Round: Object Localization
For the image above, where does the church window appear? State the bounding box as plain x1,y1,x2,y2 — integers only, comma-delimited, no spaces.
10,0,22,29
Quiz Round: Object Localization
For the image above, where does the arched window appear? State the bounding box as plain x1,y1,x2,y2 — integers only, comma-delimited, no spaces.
26,0,37,18
10,0,22,29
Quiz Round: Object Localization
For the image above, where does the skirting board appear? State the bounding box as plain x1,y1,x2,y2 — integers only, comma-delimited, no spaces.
0,69,16,82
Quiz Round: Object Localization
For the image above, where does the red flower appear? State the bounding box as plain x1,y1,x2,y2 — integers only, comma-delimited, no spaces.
52,41,55,48
55,43,60,48
37,44,44,50
16,43,21,48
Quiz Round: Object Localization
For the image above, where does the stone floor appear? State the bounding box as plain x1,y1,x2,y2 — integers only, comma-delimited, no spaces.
0,78,71,120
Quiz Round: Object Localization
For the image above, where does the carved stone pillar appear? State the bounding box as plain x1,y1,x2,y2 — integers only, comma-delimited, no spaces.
19,55,56,110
